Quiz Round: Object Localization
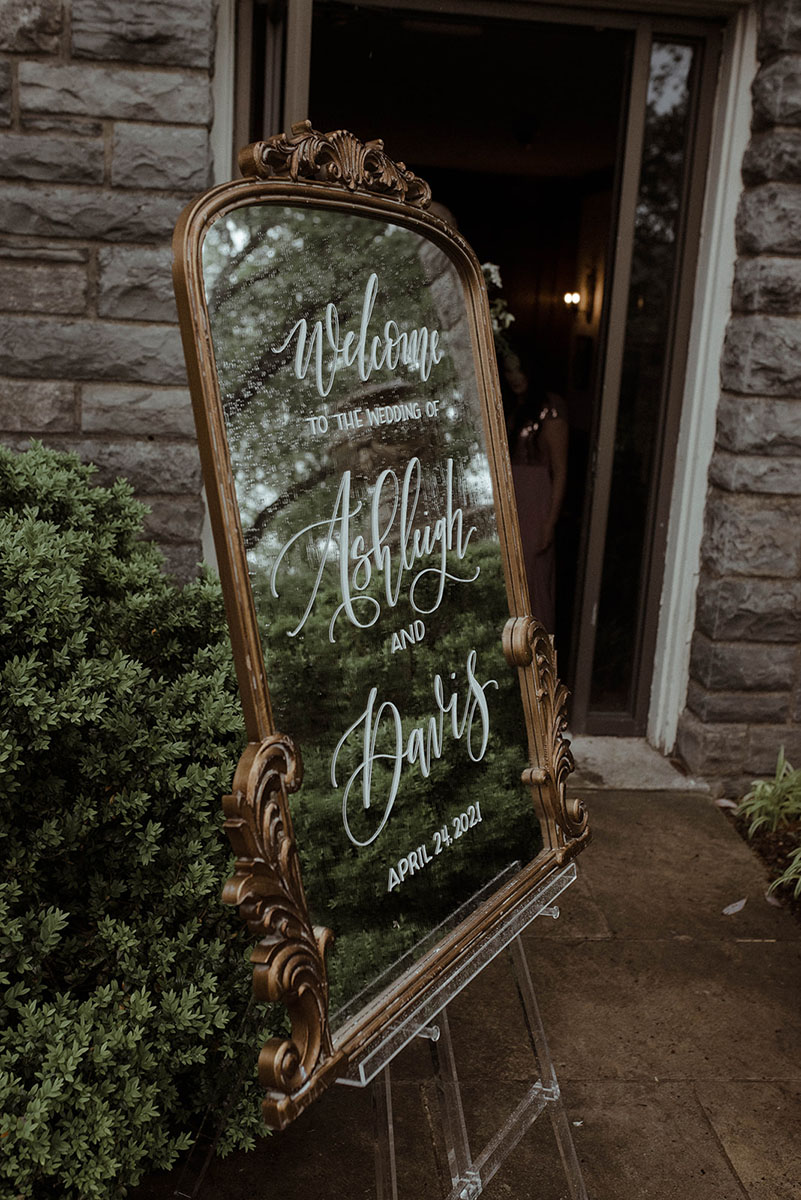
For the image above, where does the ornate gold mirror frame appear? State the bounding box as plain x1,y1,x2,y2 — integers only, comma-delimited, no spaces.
172,123,589,1131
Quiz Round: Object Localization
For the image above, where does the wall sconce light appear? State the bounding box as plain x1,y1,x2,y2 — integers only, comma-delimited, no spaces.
564,268,600,322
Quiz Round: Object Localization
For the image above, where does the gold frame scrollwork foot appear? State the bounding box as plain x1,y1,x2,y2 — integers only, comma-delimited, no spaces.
222,735,347,1130
503,616,590,858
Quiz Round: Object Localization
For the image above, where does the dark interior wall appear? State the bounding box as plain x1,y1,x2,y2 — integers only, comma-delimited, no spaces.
422,167,584,394
307,4,625,179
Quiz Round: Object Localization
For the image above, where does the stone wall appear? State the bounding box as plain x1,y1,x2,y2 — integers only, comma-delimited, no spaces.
0,0,216,577
677,0,801,793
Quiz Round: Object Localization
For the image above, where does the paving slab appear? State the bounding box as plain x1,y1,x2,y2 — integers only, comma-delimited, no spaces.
558,790,798,942
438,939,801,1086
695,1081,801,1200
133,1070,438,1200
521,867,613,941
569,736,708,791
452,1079,751,1200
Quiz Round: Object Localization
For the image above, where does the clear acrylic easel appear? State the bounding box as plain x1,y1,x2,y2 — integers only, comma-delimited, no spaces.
337,862,589,1200
169,862,588,1200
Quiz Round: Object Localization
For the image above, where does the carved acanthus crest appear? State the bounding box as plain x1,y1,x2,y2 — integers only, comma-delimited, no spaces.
222,734,344,1128
239,121,432,208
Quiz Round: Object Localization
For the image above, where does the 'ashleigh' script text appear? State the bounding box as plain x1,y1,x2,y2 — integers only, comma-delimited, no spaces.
270,457,479,642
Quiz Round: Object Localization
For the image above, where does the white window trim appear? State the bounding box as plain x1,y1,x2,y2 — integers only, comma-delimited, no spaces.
211,0,237,184
648,2,757,751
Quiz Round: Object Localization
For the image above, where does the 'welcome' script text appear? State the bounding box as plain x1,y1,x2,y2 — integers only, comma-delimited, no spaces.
272,272,443,397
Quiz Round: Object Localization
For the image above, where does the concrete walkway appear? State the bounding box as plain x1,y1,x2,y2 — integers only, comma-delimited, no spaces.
568,736,709,793
134,790,801,1200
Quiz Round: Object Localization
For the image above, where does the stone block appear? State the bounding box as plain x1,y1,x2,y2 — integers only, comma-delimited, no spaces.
758,0,801,57
736,184,801,255
82,384,195,436
690,632,797,691
111,123,210,192
675,710,747,777
687,681,790,724
0,61,11,127
696,573,801,642
0,132,104,185
97,246,175,321
0,432,40,455
0,0,61,53
21,116,105,138
733,257,801,315
159,540,202,581
743,129,801,184
20,62,213,124
716,393,801,455
71,0,214,69
0,262,87,314
62,436,202,494
0,184,184,243
709,449,801,494
0,237,88,263
722,314,801,396
0,316,185,385
746,724,801,774
705,775,751,799
752,56,801,129
0,378,76,431
701,489,801,577
143,493,204,542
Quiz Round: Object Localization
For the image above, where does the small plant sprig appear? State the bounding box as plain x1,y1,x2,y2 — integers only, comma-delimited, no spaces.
736,746,801,836
773,846,801,899
737,747,801,900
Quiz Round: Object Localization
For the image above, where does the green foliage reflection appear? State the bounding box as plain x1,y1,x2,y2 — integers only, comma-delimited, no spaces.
204,204,543,1022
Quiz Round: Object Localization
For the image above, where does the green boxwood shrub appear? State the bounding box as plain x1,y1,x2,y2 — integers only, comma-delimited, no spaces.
0,443,275,1199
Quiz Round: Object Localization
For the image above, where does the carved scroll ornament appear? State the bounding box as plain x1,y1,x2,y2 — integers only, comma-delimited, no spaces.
222,735,345,1128
503,616,589,857
239,120,432,208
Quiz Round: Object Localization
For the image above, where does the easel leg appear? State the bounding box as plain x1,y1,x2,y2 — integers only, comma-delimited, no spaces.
508,936,589,1200
424,1011,481,1199
372,1065,399,1200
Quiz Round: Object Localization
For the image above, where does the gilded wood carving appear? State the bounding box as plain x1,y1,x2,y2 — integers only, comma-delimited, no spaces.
221,735,344,1128
173,124,589,1129
239,119,432,206
503,616,589,855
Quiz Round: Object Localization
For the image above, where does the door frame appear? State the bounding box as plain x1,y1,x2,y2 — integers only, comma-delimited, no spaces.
225,0,756,749
571,18,723,735
648,3,756,751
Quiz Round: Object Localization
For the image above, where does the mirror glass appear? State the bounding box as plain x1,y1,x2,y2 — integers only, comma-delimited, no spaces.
202,204,542,1026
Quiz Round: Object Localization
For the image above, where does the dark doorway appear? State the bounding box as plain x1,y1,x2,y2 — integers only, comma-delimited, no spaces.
240,0,721,734
306,3,630,697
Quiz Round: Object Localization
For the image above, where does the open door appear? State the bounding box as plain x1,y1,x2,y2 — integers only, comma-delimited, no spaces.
236,0,722,736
